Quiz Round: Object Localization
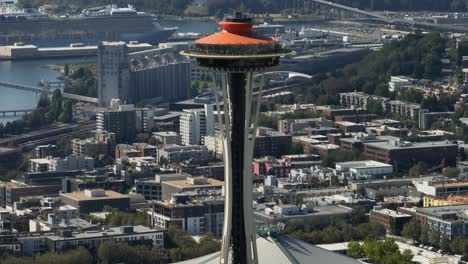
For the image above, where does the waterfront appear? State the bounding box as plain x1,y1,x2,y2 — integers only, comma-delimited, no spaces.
0,58,91,123
0,19,326,123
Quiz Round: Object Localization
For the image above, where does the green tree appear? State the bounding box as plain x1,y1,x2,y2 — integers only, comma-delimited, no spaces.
348,241,365,259
401,218,421,242
429,230,441,248
48,89,63,122
444,167,460,178
367,99,384,115
58,99,73,123
408,162,428,177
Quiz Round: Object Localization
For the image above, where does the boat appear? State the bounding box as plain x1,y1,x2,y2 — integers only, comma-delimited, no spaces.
0,5,177,47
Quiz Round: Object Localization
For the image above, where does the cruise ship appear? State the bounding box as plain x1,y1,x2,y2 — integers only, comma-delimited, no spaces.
0,5,177,47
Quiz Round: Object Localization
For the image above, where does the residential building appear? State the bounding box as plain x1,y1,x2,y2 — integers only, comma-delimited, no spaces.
180,104,214,145
148,194,224,237
158,145,212,164
0,230,22,255
369,208,412,235
46,225,164,252
60,189,130,214
96,103,137,143
34,145,57,158
135,108,155,133
115,143,157,159
419,110,455,130
29,156,94,173
72,131,116,157
253,157,291,177
153,131,180,145
388,76,412,92
161,177,224,201
278,118,323,135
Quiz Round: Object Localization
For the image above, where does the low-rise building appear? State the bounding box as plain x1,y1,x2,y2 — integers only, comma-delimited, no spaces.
29,156,94,173
135,173,188,201
153,131,180,145
158,144,212,164
161,177,224,201
60,189,130,214
72,131,116,157
34,144,57,159
148,194,224,237
335,160,393,180
369,208,412,235
363,137,457,171
46,225,164,252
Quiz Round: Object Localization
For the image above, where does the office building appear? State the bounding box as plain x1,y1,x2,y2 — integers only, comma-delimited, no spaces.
72,131,116,157
180,104,214,145
60,189,130,214
416,205,468,240
158,144,212,164
0,181,62,207
363,137,458,171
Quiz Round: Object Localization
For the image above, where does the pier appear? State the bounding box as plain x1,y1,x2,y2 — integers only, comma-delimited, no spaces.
0,109,34,117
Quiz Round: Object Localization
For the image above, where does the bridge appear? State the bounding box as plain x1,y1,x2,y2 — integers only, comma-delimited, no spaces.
0,81,99,104
308,0,468,33
0,109,35,117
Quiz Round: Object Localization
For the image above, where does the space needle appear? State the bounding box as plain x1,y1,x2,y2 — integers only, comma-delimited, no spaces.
181,12,290,264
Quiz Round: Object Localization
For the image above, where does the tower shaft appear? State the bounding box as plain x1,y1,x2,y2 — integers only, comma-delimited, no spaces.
228,72,248,264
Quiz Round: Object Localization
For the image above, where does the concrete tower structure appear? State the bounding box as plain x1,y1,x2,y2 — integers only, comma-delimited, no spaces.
181,13,289,264
97,41,131,106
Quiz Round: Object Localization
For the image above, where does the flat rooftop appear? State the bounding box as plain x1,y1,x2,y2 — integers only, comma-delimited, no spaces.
163,178,224,189
61,190,129,201
46,225,159,241
365,140,457,150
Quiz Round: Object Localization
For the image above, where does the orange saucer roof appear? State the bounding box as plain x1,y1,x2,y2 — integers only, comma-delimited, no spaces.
196,21,278,46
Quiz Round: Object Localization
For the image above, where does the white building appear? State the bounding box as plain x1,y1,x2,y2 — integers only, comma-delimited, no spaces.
335,160,393,179
29,156,94,172
388,76,412,92
180,104,214,145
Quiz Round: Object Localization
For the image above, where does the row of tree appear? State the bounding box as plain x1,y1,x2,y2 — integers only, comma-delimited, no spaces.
282,216,386,245
348,239,413,264
0,225,220,263
0,89,73,139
